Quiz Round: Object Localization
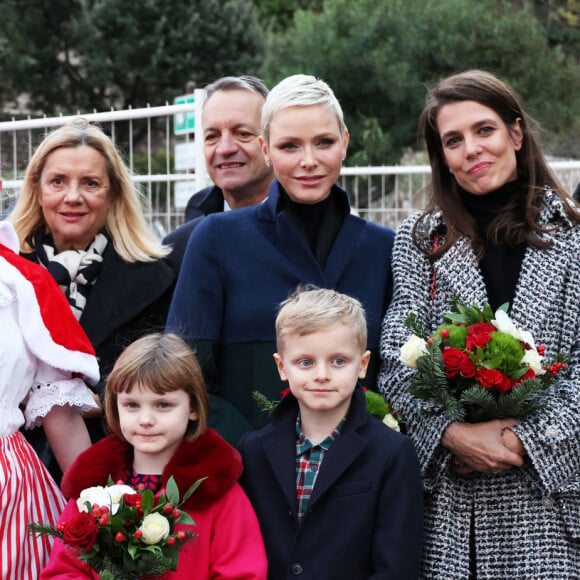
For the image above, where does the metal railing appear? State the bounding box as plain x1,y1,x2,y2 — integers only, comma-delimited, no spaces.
2,105,579,236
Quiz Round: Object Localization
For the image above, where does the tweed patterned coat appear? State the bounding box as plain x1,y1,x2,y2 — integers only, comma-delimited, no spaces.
378,190,580,579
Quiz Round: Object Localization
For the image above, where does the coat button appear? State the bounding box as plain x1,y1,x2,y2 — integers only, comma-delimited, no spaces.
290,562,304,575
545,426,560,439
541,496,554,509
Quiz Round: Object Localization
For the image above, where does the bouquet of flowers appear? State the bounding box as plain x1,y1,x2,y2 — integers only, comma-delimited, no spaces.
400,298,568,423
363,389,405,432
252,387,404,432
30,476,205,580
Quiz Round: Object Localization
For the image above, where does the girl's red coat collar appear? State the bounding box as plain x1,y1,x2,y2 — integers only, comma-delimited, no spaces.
61,429,243,511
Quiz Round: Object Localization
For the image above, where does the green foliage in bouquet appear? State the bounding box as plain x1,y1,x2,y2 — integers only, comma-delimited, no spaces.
402,298,569,423
252,389,279,413
30,476,206,580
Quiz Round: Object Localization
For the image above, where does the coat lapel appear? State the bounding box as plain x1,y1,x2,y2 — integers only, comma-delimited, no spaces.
80,246,174,348
434,236,487,307
510,235,570,336
323,216,365,287
307,429,367,509
261,182,365,286
261,426,300,517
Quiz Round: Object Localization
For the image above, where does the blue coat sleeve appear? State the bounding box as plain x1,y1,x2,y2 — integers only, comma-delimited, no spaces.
167,215,223,343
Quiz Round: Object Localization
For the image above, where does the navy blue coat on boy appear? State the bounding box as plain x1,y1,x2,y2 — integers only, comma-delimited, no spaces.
239,385,424,579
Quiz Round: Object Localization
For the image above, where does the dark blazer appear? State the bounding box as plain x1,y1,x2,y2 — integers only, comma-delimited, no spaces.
167,181,396,445
163,185,224,271
239,385,424,580
184,185,224,221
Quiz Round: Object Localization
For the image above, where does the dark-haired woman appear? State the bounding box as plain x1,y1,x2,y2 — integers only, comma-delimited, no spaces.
379,70,580,578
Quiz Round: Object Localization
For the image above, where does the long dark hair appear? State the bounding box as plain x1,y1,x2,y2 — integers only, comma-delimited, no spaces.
414,69,577,259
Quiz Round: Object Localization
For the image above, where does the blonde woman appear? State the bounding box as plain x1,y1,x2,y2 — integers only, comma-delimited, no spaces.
168,74,395,446
10,119,175,480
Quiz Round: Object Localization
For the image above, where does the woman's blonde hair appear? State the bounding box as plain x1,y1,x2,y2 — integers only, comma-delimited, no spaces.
9,118,168,262
105,333,209,442
261,74,347,146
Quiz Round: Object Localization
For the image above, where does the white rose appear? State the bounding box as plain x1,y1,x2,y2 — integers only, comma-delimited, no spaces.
400,335,428,368
492,310,535,349
383,413,400,432
522,348,546,375
77,486,111,513
139,513,171,545
106,485,137,515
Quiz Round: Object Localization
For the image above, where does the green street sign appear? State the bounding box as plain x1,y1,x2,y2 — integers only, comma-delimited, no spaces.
174,94,196,135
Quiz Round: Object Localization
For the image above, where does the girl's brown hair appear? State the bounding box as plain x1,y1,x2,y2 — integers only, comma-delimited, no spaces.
105,333,209,442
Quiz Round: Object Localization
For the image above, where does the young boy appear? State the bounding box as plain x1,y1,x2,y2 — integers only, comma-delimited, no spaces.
239,288,423,579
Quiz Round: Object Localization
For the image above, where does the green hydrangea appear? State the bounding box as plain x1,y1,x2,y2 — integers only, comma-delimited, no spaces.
437,324,468,349
483,332,524,375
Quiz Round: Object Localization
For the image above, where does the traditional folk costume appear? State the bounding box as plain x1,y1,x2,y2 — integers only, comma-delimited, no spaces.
0,221,99,579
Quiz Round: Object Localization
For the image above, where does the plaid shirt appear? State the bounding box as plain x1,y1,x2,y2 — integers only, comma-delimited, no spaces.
295,415,345,521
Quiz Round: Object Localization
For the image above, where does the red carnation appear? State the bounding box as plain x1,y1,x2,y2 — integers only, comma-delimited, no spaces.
441,347,468,379
62,512,99,550
466,323,496,351
476,368,511,393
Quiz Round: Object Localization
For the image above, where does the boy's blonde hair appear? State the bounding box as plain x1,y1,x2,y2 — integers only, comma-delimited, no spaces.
105,333,208,442
276,287,367,351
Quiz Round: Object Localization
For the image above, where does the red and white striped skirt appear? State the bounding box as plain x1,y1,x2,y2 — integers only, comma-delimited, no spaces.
0,431,66,579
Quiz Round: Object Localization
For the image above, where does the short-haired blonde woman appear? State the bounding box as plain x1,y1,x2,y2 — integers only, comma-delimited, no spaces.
9,119,176,480
42,333,268,579
168,74,395,446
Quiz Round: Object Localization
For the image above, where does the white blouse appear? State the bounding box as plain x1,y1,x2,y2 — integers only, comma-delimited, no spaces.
0,279,96,436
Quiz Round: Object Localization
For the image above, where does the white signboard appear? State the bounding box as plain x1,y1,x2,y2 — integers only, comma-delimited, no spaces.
174,180,197,209
174,142,196,171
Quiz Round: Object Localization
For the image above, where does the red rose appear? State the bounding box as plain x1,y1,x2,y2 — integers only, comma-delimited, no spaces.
62,512,99,550
476,368,511,393
459,357,476,378
441,347,467,379
466,323,496,350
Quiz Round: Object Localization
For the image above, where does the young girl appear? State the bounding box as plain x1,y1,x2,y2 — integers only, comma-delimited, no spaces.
41,333,268,579
0,220,99,579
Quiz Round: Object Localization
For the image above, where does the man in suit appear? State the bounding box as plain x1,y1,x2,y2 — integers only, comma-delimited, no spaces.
163,76,274,271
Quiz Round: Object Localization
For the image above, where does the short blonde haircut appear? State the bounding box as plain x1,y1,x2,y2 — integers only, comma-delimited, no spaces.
105,333,209,442
9,118,168,262
261,74,347,146
276,287,367,352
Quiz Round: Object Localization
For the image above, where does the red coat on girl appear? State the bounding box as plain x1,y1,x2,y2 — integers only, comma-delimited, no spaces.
41,429,267,579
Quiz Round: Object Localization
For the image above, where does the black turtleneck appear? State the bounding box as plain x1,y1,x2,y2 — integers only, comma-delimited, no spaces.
278,187,348,268
459,181,526,311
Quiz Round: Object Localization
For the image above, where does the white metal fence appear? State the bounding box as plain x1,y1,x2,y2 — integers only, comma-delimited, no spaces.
2,104,580,236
